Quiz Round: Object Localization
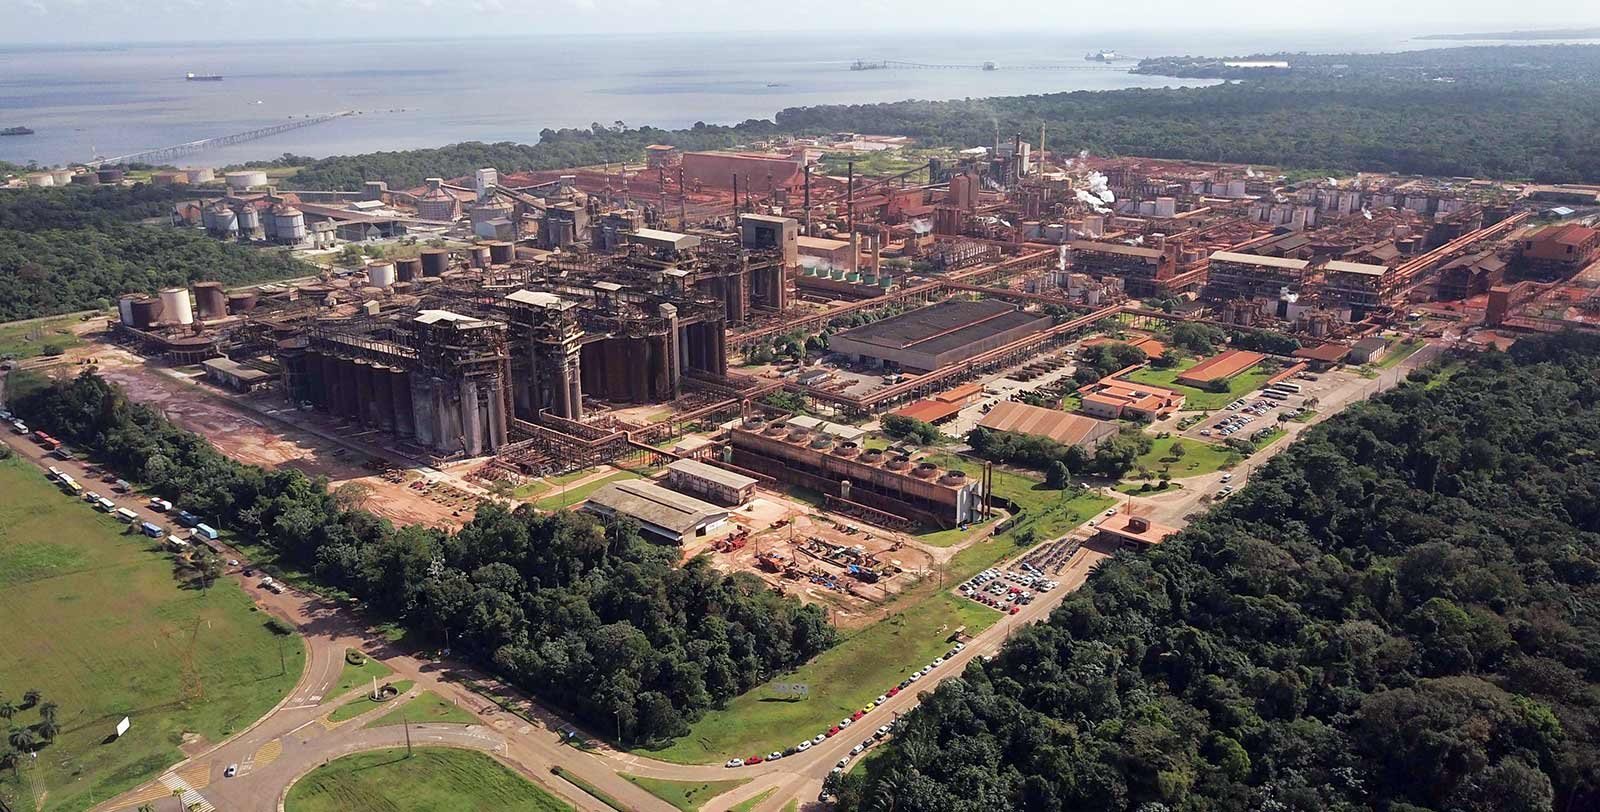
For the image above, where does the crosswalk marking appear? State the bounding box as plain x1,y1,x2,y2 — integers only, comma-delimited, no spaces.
159,772,216,812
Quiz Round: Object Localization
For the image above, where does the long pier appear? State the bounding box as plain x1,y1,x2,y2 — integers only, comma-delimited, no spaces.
87,111,354,168
850,59,1129,72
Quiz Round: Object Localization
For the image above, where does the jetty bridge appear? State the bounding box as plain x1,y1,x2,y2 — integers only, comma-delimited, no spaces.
87,111,353,168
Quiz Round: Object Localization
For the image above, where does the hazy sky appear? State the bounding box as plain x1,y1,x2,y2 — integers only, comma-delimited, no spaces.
4,0,1599,43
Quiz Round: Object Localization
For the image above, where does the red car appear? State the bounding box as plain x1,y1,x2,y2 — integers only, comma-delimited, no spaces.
1009,606,1021,615
887,686,901,697
827,726,840,737
747,755,763,765
851,710,866,721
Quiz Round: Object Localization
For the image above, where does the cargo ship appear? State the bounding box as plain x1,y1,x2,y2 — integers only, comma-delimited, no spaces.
1,126,34,136
185,72,223,81
1085,50,1118,62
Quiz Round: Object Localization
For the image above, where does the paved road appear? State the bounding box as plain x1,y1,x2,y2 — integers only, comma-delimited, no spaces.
2,343,1440,812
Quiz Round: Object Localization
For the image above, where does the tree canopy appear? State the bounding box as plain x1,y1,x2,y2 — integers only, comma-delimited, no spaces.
836,334,1600,811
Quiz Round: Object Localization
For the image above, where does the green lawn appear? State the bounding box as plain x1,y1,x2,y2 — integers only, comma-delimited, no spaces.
644,592,997,765
1250,427,1288,450
285,748,572,812
731,788,777,812
1125,364,1275,410
1116,480,1183,495
513,468,601,500
367,690,478,728
327,680,413,724
1377,338,1426,369
0,316,87,360
782,801,798,812
0,457,304,812
1132,436,1234,479
621,775,749,812
533,470,639,511
324,650,393,704
1289,410,1318,423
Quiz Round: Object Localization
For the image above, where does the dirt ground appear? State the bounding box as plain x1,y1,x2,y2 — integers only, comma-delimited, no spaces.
87,349,473,529
681,488,957,629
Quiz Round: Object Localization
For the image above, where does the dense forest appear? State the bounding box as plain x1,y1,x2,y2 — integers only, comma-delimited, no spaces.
272,45,1600,190
9,372,835,746
832,333,1600,811
0,185,314,320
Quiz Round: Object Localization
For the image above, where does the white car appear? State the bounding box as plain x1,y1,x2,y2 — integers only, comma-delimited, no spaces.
798,740,813,752
909,672,922,682
767,751,783,761
838,757,850,768
1104,508,1117,516
851,743,865,755
1221,474,1233,482
954,642,966,651
840,717,853,727
726,758,744,768
876,694,887,704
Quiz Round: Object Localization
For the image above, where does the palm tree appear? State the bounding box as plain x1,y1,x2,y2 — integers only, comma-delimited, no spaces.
7,726,35,754
0,742,18,776
20,690,39,709
36,717,59,743
37,702,57,726
0,700,15,721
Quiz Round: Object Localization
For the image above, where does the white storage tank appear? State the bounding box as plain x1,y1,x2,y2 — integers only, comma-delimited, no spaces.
117,295,137,326
183,167,215,184
366,261,397,289
236,205,262,239
159,287,194,326
272,203,306,244
50,169,76,185
25,172,55,187
225,170,268,190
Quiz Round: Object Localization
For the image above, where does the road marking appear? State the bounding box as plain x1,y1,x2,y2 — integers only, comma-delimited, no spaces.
254,738,283,767
159,773,216,812
177,761,212,789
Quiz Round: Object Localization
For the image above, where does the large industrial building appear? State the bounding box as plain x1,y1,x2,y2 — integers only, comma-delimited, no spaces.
977,401,1117,450
582,479,730,543
730,415,984,529
828,299,1052,372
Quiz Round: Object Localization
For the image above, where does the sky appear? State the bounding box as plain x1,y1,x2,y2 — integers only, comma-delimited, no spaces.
3,0,1600,43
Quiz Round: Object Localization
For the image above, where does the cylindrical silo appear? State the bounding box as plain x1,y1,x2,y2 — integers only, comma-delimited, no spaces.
420,249,448,277
338,357,360,419
469,245,491,269
372,366,396,432
130,297,163,328
226,291,258,314
365,261,396,289
391,369,415,438
193,282,227,320
118,295,137,326
96,168,125,184
416,178,459,221
488,241,514,264
395,257,421,282
50,169,75,186
273,205,306,244
159,288,193,325
236,205,261,238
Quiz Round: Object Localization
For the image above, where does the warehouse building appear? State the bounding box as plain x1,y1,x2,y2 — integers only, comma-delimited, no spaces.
666,458,758,506
582,479,730,544
1077,380,1186,421
977,401,1118,450
202,357,275,392
828,299,1052,373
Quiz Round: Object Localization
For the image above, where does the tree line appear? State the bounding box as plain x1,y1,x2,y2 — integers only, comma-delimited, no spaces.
9,372,835,746
832,333,1600,811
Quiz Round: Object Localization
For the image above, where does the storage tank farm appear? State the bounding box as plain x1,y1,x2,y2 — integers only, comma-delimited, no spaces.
159,288,194,326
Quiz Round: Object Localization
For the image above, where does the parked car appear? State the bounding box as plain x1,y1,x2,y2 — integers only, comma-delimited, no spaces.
725,758,744,768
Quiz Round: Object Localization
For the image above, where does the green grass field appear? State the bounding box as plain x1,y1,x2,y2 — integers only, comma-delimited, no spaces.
367,690,477,729
532,470,640,511
1125,363,1275,410
621,775,749,812
644,592,997,765
513,468,600,500
323,650,392,704
1132,436,1234,479
0,457,303,812
327,681,413,724
731,788,777,812
0,316,85,361
285,748,572,812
